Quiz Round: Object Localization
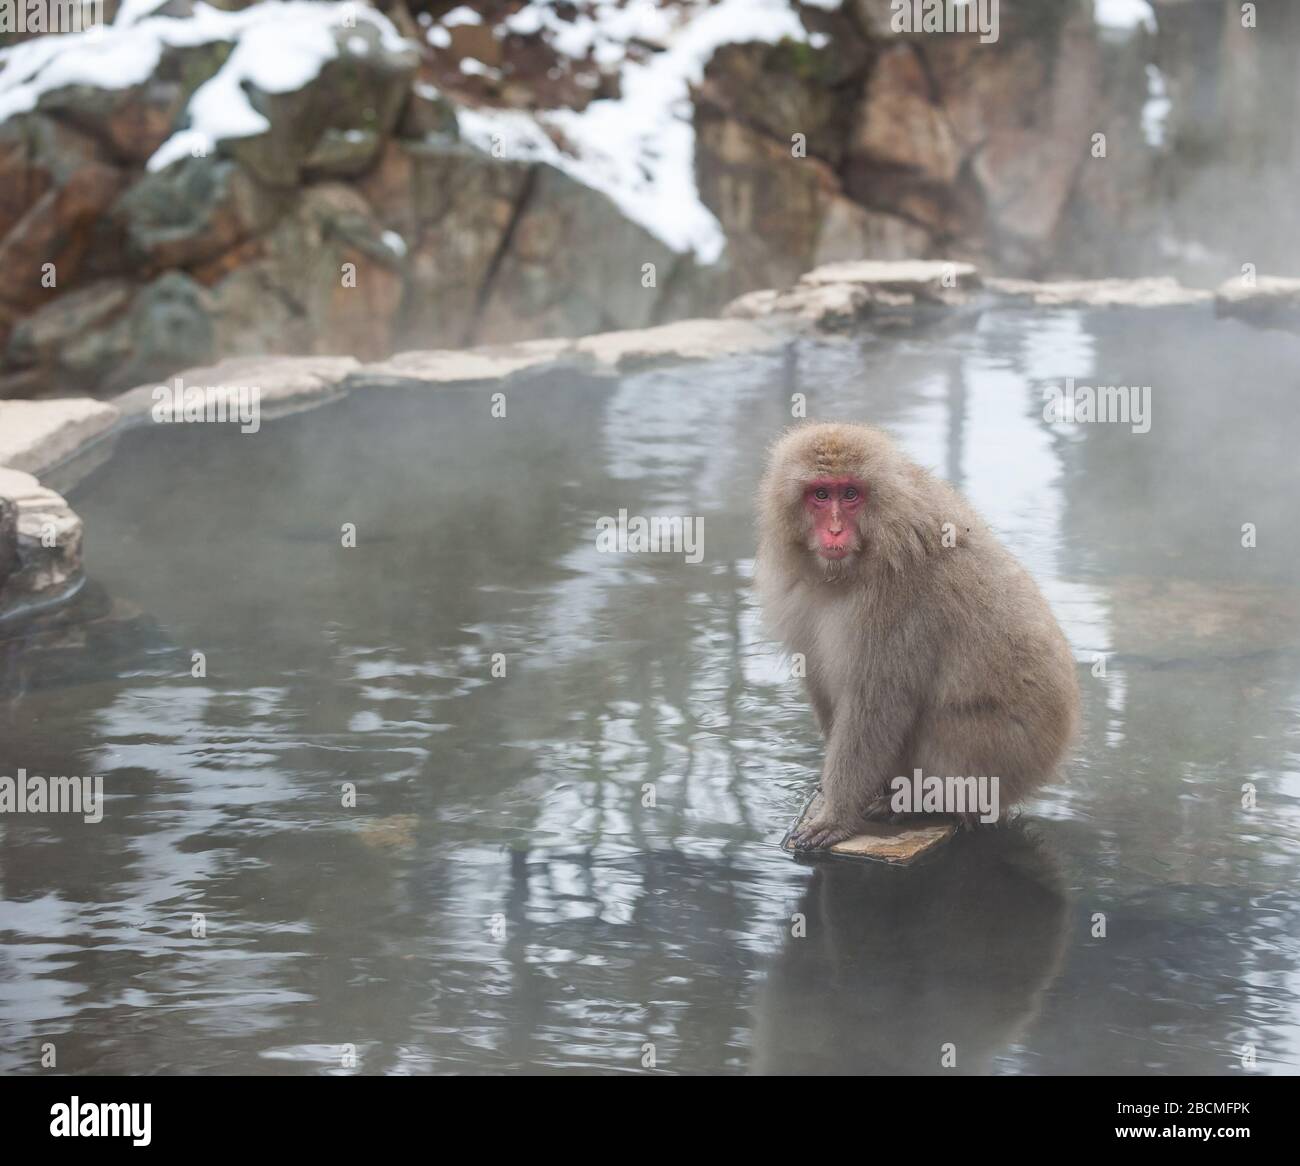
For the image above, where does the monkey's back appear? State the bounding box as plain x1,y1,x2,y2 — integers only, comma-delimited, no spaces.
920,496,1080,797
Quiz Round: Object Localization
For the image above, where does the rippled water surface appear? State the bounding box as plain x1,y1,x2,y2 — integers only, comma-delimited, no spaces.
3,306,1299,1074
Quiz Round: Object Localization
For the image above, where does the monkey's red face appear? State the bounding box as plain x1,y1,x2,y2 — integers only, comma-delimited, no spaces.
803,477,866,561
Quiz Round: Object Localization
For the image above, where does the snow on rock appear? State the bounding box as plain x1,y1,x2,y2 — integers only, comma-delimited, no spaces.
457,0,814,263
502,0,677,58
0,2,414,172
1094,0,1157,35
1142,63,1170,149
459,57,501,79
3,0,821,265
115,0,174,26
442,7,483,28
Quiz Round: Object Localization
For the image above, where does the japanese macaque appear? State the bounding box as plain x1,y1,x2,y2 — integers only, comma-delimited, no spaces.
756,422,1078,849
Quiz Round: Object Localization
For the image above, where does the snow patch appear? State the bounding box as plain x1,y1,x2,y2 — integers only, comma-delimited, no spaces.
457,0,813,263
1094,0,1157,34
0,2,413,171
115,0,174,26
459,57,502,80
4,0,824,266
442,6,483,28
1141,63,1170,149
503,0,679,59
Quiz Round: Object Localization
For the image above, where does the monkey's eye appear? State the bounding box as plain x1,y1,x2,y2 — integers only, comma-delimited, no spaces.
814,488,830,501
843,487,858,501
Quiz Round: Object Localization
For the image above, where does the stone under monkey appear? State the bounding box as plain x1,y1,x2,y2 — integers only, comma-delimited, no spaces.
756,422,1078,849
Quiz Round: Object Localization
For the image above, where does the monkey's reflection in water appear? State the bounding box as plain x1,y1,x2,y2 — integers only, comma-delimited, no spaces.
754,826,1069,1075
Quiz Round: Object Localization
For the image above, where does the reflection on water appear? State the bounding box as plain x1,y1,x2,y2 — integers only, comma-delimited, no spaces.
2,306,1299,1074
755,828,1069,1076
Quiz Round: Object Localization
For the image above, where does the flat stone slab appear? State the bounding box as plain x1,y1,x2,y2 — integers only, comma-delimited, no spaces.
574,317,784,370
726,281,875,329
798,259,981,293
727,268,1221,328
985,275,1212,308
357,339,575,387
354,323,782,386
0,398,119,475
725,260,980,329
781,791,958,865
115,355,361,420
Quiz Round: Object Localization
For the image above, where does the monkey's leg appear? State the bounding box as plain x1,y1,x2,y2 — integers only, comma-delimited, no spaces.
790,685,918,850
912,703,1049,822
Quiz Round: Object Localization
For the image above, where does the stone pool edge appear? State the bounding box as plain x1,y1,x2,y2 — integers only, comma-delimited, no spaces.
0,315,790,619
2,262,1296,619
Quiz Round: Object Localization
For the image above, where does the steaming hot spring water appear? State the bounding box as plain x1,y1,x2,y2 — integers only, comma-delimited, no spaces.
2,304,1298,1074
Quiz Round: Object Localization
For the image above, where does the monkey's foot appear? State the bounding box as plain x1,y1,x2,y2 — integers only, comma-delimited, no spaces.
783,791,959,864
788,813,857,851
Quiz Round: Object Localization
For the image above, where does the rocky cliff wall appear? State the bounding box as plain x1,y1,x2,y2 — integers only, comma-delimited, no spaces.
0,1,1196,398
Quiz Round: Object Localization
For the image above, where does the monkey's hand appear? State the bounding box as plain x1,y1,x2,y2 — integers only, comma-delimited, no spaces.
789,812,858,851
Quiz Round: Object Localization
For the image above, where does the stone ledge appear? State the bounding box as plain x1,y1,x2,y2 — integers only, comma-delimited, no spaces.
352,320,786,387
0,466,83,622
1214,276,1300,333
724,263,1220,329
985,276,1213,308
573,317,784,370
0,398,120,476
726,282,875,329
115,355,362,421
798,259,981,295
354,339,576,387
725,258,981,329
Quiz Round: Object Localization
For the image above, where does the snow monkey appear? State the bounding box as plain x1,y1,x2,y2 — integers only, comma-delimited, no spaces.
756,422,1078,849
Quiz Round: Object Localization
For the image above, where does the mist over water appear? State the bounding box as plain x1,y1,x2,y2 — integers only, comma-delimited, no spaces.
2,305,1298,1074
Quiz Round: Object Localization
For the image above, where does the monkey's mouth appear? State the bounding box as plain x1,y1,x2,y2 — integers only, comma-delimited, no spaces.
817,546,852,561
